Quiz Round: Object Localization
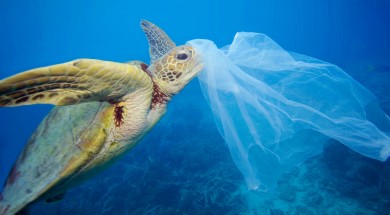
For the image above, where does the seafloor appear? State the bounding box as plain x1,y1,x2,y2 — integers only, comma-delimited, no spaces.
23,63,390,215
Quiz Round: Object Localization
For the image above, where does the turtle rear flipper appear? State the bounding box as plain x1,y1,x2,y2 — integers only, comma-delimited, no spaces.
15,208,29,215
0,59,152,107
44,193,66,203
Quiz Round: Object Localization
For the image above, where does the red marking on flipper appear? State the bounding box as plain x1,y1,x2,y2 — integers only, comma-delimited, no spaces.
7,165,21,185
0,204,10,214
114,103,125,127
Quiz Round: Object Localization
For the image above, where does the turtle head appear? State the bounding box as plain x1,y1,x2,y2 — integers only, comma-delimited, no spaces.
148,45,202,95
140,20,203,96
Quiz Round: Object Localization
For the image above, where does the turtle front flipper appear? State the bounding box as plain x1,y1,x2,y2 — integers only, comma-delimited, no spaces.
0,59,152,107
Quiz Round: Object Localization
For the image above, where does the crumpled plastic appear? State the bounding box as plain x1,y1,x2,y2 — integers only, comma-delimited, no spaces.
187,32,390,191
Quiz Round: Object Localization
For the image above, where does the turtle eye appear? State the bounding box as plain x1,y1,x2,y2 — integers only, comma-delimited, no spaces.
176,53,188,60
174,48,192,61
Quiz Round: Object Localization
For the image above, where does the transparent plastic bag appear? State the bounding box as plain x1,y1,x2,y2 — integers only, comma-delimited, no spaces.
187,32,390,191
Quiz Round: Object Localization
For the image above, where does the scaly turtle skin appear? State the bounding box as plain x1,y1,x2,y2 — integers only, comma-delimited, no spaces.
0,20,203,215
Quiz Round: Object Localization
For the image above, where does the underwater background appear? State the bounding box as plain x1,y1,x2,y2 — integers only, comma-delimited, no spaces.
0,0,389,214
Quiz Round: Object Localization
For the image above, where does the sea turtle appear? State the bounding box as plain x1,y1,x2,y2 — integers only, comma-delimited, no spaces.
0,20,203,215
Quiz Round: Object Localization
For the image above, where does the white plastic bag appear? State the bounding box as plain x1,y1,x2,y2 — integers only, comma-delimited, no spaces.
188,32,390,191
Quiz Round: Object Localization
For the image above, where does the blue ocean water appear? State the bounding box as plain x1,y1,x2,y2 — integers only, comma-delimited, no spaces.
0,0,389,214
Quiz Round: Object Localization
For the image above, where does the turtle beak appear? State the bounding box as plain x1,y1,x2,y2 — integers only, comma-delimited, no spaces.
183,50,204,84
192,50,205,77
193,60,204,77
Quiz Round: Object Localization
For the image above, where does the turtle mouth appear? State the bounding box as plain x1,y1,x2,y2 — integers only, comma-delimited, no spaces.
191,52,204,76
178,60,203,87
193,62,204,75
